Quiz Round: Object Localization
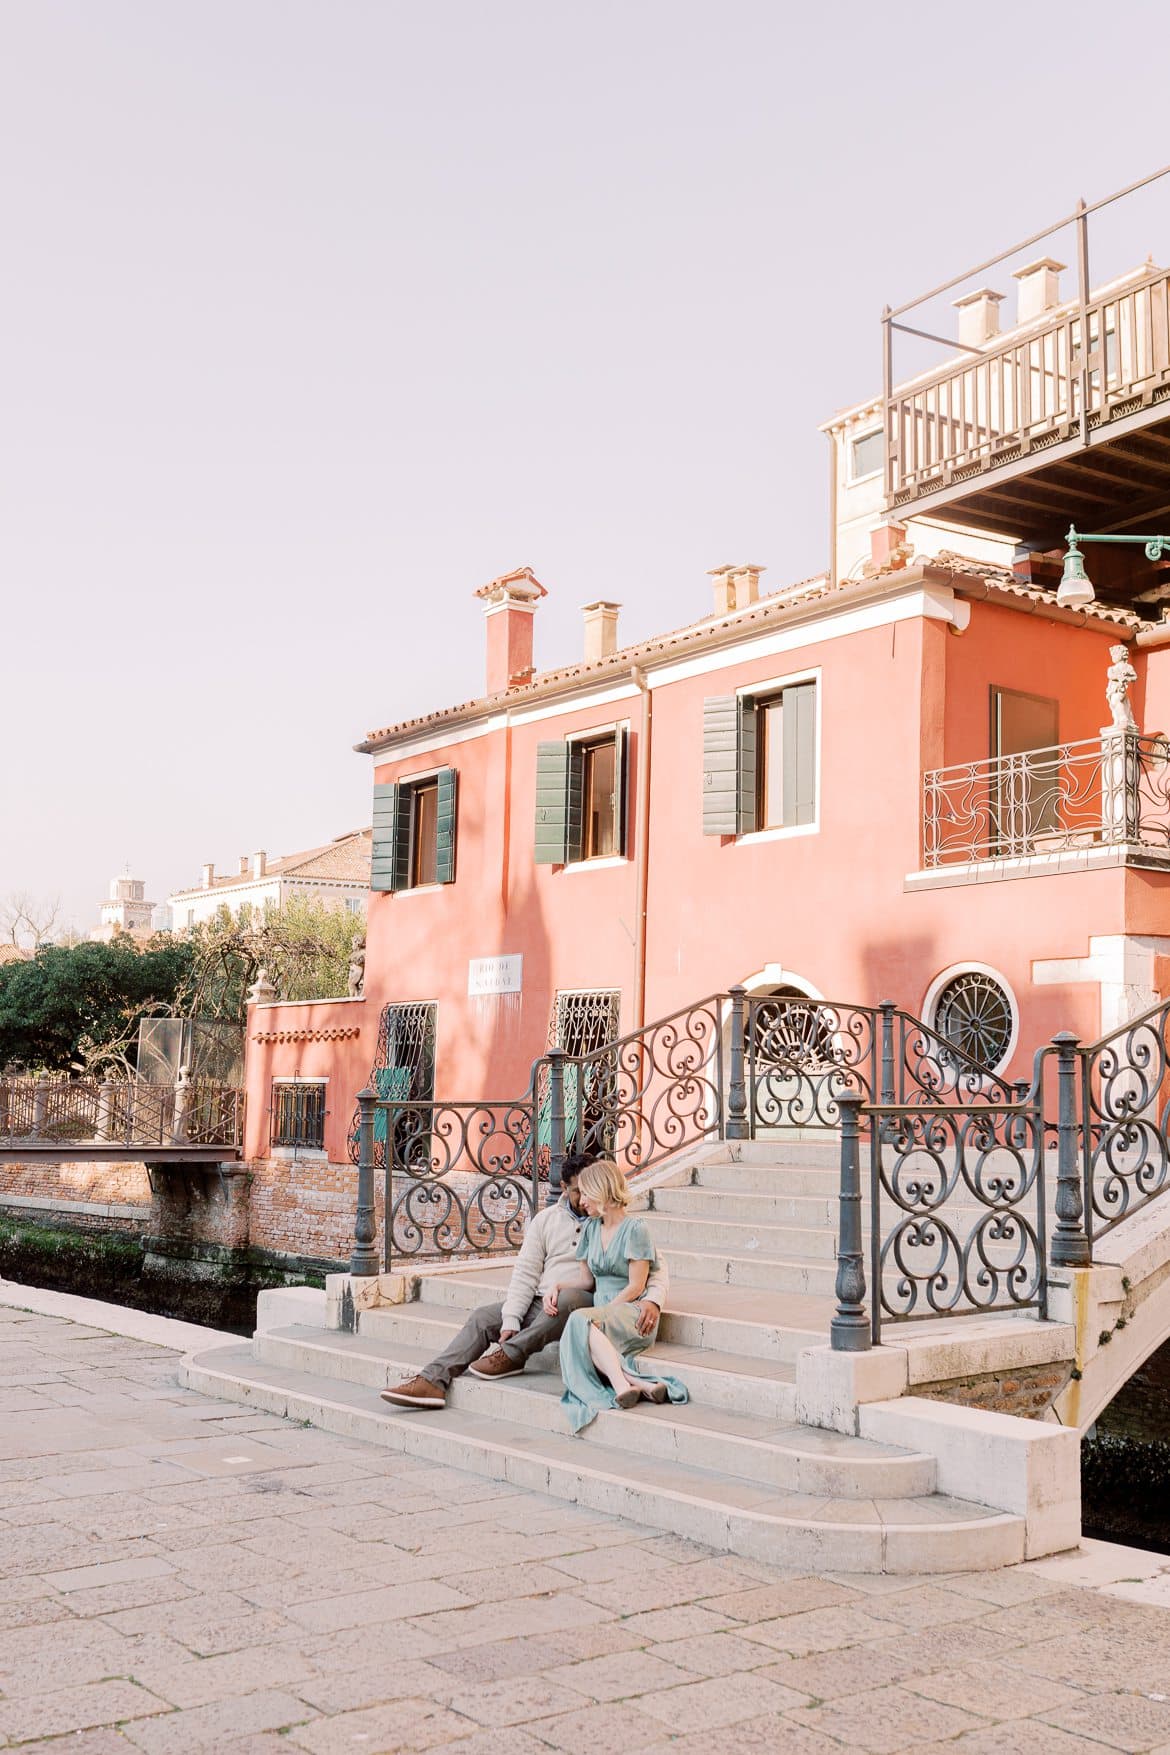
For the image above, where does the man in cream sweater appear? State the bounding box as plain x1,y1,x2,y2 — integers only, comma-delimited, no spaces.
381,1154,668,1409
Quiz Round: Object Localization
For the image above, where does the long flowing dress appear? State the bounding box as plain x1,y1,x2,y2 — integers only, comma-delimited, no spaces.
559,1214,689,1434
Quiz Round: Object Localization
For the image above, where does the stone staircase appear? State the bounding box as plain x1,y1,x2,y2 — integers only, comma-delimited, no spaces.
181,1140,1047,1574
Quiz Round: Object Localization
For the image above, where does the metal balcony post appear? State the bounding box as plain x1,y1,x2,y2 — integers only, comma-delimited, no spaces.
1051,1032,1090,1268
350,1085,380,1277
830,1092,871,1351
726,985,749,1140
547,1048,567,1206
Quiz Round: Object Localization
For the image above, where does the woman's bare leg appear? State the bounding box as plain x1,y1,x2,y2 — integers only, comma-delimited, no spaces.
587,1325,631,1396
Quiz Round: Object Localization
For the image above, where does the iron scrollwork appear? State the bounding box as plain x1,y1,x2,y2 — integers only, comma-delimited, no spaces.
382,1099,536,1268
565,997,725,1174
1084,1003,1170,1239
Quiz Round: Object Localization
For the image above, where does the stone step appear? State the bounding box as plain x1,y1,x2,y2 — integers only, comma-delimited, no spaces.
405,1268,833,1364
181,1341,1025,1575
256,1325,936,1499
694,1139,843,1167
651,1186,840,1226
694,1162,845,1195
661,1246,837,1296
643,1211,839,1260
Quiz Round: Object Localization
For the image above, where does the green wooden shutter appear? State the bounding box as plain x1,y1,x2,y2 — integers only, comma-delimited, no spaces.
614,724,629,857
391,786,412,891
535,742,584,864
782,682,817,826
371,782,399,892
535,742,570,864
435,767,457,884
703,696,756,835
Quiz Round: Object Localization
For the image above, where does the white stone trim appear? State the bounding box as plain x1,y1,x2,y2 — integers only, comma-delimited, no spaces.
1032,933,1170,1037
920,961,1019,1074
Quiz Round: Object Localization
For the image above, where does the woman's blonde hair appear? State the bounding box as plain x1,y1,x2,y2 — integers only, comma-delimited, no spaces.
576,1158,630,1210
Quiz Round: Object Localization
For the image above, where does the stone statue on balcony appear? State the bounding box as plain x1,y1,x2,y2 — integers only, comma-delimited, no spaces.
1105,644,1138,733
347,937,366,999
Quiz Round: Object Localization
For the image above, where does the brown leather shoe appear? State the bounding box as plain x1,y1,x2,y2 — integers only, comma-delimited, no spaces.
469,1346,525,1379
381,1375,445,1409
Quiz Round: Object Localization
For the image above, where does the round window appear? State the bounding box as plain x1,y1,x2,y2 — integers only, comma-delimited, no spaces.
931,971,1014,1070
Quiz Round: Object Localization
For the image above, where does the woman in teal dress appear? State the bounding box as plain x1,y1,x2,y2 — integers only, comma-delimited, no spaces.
546,1159,689,1434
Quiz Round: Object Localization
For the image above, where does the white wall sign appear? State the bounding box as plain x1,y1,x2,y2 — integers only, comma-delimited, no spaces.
468,954,523,997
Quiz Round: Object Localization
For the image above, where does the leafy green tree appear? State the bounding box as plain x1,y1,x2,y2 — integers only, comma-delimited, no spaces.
0,934,194,1073
177,897,365,1023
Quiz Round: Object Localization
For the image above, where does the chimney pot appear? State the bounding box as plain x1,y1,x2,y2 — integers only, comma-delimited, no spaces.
474,566,548,695
252,851,267,878
952,287,1004,348
582,600,621,663
201,862,215,889
239,855,249,875
1013,257,1065,326
707,564,766,616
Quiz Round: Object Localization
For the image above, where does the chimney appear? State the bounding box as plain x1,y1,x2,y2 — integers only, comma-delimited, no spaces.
1013,257,1065,326
869,521,910,573
252,851,267,878
953,288,1004,347
474,566,548,694
582,600,620,662
201,862,215,889
239,855,249,876
707,564,766,616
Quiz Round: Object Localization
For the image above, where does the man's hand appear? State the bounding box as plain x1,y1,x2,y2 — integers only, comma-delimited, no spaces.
542,1289,559,1318
500,1325,519,1343
635,1301,660,1337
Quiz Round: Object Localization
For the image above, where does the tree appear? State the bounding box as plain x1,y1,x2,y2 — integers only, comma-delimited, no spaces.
0,892,61,949
177,897,365,1024
0,935,194,1073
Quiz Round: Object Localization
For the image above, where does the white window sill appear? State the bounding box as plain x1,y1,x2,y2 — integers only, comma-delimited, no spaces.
562,855,628,874
390,883,445,899
737,822,819,847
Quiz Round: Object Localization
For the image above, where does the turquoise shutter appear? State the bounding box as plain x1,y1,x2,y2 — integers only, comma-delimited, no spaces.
371,783,399,892
614,724,629,857
391,786,412,891
435,768,457,884
703,696,756,835
783,682,817,826
535,742,585,864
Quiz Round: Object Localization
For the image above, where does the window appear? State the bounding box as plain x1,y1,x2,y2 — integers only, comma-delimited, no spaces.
703,679,817,836
272,1080,326,1150
371,769,457,892
535,729,627,865
345,897,364,916
928,968,1015,1071
850,427,884,481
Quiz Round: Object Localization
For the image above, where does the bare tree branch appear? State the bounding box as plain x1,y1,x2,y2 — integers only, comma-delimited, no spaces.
0,892,62,949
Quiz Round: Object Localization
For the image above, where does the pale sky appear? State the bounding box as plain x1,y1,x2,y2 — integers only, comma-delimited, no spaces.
3,1,1168,934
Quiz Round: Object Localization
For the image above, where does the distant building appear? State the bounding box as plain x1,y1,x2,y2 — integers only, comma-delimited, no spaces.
167,831,372,931
91,873,157,943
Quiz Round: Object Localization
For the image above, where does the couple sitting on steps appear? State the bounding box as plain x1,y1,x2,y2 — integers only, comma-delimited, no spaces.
381,1155,689,1433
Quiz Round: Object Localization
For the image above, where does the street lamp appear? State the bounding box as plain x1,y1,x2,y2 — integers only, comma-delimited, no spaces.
1058,525,1170,610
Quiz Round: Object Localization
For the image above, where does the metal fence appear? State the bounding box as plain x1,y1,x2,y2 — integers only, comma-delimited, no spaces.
923,732,1170,868
0,1076,245,1151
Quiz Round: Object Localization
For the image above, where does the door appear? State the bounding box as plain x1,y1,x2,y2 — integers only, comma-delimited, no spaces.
990,688,1060,853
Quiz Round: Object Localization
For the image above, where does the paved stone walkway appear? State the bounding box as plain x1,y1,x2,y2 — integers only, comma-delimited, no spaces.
4,1301,1170,1754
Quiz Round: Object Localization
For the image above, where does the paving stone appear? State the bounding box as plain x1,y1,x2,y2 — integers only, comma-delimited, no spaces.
289,1659,460,1717
794,1681,991,1750
636,1718,852,1755
282,1697,473,1753
906,1661,1085,1720
283,1577,472,1633
735,1602,900,1655
644,1630,782,1676
130,1642,322,1710
637,1669,813,1731
609,1603,738,1642
424,1632,582,1683
700,1576,861,1620
1041,1694,1170,1751
542,1648,697,1702
440,1675,594,1727
525,1700,674,1754
913,1726,1122,1755
0,1678,169,1742
120,1689,317,1753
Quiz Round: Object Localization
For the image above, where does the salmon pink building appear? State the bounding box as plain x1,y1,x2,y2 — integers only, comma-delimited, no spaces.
243,183,1170,1265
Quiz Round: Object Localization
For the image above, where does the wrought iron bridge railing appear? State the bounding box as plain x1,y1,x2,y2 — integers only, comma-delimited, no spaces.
349,989,1013,1277
923,731,1170,869
0,1076,245,1151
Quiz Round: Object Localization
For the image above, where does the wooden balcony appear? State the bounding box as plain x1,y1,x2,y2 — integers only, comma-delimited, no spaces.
885,262,1170,548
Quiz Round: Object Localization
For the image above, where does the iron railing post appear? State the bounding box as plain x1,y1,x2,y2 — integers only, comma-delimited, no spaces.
350,1085,380,1277
726,985,749,1140
547,1048,567,1205
830,1092,871,1351
1051,1032,1090,1268
878,1001,896,1105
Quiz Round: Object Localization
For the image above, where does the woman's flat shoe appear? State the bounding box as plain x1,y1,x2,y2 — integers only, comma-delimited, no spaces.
640,1382,669,1403
614,1388,640,1410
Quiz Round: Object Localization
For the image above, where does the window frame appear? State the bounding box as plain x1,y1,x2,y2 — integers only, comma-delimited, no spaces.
848,425,884,484
735,669,821,844
921,962,1019,1076
408,776,440,889
271,1077,328,1155
574,728,623,863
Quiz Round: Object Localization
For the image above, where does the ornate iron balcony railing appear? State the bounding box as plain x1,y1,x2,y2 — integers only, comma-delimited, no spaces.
923,731,1170,868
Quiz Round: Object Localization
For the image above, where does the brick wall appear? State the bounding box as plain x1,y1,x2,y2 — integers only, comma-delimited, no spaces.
915,1360,1074,1419
0,1158,152,1235
245,1156,362,1265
